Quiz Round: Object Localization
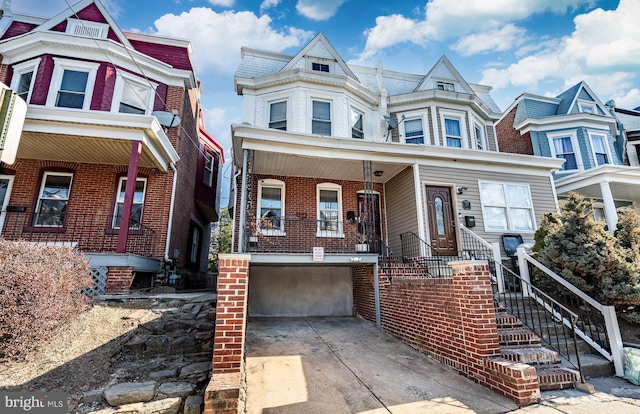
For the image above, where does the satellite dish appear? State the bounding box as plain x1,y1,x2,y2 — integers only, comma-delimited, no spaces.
152,110,181,128
383,115,397,130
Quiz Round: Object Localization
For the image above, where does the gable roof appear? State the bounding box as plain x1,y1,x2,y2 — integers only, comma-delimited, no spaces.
414,55,474,94
280,33,358,82
32,0,132,49
556,81,610,116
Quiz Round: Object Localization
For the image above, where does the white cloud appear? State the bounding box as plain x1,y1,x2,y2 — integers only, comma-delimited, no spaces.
452,24,526,56
295,0,346,21
615,89,640,109
153,8,313,75
260,0,281,13
208,0,235,7
360,15,433,60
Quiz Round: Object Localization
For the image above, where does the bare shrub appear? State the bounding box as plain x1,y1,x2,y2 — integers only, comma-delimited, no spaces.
0,239,92,361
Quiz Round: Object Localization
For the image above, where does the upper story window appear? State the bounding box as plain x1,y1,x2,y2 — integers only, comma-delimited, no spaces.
258,179,285,235
404,119,424,144
113,177,147,229
351,108,364,139
437,82,455,92
312,100,331,135
46,58,99,110
35,172,73,227
203,151,216,187
589,132,610,166
269,101,287,130
312,63,330,72
577,101,597,114
115,74,154,115
444,117,462,147
548,131,580,171
474,123,485,150
317,183,343,237
66,18,109,39
480,181,535,232
11,59,40,103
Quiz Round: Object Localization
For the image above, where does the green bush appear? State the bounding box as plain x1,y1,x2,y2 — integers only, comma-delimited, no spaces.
0,240,92,361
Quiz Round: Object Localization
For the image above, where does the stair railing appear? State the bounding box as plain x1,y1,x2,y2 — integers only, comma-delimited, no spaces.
459,225,505,292
399,232,462,278
517,247,625,377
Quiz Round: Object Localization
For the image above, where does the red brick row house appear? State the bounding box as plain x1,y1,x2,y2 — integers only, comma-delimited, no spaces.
0,0,224,293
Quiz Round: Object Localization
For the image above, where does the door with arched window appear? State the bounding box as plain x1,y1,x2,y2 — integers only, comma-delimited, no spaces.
425,186,457,254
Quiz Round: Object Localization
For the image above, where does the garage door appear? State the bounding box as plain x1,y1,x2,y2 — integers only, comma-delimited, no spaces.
248,265,353,317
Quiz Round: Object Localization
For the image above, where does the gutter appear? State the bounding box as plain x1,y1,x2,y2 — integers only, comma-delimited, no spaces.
164,162,178,261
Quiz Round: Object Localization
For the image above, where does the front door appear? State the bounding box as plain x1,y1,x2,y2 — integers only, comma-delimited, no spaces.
425,186,457,255
0,175,14,234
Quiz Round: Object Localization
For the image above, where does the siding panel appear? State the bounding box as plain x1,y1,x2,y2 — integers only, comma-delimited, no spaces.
385,167,417,256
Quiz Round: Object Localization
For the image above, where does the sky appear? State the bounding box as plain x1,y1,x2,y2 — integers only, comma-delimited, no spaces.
10,0,640,202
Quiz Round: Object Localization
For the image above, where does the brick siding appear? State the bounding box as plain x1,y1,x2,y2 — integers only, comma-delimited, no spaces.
105,266,134,293
496,106,534,155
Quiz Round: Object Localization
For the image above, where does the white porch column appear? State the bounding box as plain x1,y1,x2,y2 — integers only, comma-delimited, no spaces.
599,181,617,233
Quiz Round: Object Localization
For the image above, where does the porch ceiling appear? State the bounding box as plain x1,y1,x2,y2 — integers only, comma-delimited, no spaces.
554,166,640,202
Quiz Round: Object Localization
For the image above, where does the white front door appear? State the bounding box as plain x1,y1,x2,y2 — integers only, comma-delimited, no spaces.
0,175,15,234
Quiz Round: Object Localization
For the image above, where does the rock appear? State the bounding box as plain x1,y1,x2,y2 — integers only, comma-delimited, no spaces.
140,397,181,414
179,362,210,377
114,402,144,412
164,320,191,333
153,307,180,314
145,336,169,353
141,320,166,334
194,331,212,341
169,336,196,354
190,304,202,315
157,382,194,398
184,395,203,414
125,335,150,350
149,368,178,379
104,382,156,406
81,389,105,404
181,303,195,311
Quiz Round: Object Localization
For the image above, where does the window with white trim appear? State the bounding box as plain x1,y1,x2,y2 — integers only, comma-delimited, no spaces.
479,181,535,232
404,118,424,144
190,225,201,263
577,101,597,114
351,107,364,139
112,177,147,229
257,179,285,235
203,151,215,186
34,172,73,227
548,131,580,171
46,58,99,110
11,59,40,103
437,81,455,91
589,132,610,166
269,101,287,130
444,116,463,147
113,74,154,115
317,183,343,237
473,122,485,150
312,100,331,135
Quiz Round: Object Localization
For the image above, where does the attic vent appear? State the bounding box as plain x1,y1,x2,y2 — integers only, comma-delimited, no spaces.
66,18,109,39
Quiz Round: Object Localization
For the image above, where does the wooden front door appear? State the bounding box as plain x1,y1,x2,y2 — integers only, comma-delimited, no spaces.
425,186,457,255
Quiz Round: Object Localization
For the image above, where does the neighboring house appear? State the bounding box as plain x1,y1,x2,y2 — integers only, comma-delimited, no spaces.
229,33,562,317
0,0,224,293
496,81,637,232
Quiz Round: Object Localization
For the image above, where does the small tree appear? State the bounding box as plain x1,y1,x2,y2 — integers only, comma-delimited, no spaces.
209,208,233,272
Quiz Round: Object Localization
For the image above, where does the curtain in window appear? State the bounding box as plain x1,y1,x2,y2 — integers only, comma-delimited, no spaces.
313,101,330,120
553,137,577,170
120,80,149,114
404,119,424,144
445,118,462,147
592,136,609,165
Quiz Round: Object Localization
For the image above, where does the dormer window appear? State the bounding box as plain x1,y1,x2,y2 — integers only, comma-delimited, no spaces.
66,18,109,39
312,63,329,72
577,101,597,114
307,57,333,73
437,82,455,92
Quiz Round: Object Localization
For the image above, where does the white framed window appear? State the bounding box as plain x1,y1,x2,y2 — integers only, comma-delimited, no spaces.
588,132,611,166
479,181,535,232
317,182,343,237
437,81,455,92
440,111,466,148
269,101,287,130
112,177,147,229
312,99,331,136
46,58,99,110
473,122,485,150
350,107,364,139
403,118,424,144
257,179,285,235
548,131,581,171
190,225,201,263
203,151,215,187
111,72,155,115
11,58,41,103
66,18,109,39
307,57,334,73
577,100,597,114
0,174,15,233
34,172,73,227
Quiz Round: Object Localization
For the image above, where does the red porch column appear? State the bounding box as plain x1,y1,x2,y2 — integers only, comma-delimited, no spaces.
117,140,142,253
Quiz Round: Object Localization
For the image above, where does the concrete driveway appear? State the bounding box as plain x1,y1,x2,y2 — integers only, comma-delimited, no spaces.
244,317,519,414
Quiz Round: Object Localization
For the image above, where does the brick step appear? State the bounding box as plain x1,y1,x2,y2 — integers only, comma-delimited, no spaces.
500,346,560,365
536,365,578,391
562,353,615,378
498,328,541,346
495,312,522,329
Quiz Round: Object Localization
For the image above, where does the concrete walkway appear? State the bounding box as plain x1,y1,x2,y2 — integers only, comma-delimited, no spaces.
244,317,519,413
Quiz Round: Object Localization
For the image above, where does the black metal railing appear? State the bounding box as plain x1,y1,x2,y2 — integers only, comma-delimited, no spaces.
0,210,158,257
399,231,464,277
491,259,585,383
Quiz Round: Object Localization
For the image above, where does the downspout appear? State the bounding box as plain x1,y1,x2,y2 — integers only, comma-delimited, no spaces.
164,162,178,261
230,165,242,253
237,149,249,253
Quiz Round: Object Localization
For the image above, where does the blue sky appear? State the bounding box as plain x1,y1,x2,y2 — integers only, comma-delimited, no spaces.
11,0,639,202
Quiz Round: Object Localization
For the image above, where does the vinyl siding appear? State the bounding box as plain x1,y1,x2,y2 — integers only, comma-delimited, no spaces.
385,167,418,256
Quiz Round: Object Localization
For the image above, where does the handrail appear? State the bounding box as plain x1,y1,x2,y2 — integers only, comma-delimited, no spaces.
400,231,465,278
459,225,504,292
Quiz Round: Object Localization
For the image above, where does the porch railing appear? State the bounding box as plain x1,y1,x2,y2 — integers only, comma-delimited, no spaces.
399,232,464,277
459,225,504,291
0,210,158,257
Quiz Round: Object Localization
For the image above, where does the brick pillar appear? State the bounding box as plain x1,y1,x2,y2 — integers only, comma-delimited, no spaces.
105,266,134,293
204,254,250,414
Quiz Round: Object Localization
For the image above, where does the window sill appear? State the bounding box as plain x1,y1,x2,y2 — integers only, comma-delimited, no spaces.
258,230,286,237
105,228,145,236
23,225,66,233
315,232,345,238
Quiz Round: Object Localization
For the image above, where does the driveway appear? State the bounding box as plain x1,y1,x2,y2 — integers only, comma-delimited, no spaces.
244,317,519,414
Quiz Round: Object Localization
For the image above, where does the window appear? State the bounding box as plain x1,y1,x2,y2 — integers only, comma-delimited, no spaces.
578,101,597,114
317,183,342,237
111,72,154,115
480,182,535,232
112,177,147,229
549,133,580,171
444,117,462,147
46,58,99,110
590,133,610,166
11,59,40,104
474,123,485,150
437,82,455,92
34,172,73,227
269,101,287,130
257,179,284,235
190,225,201,263
203,151,216,186
351,108,364,139
404,119,424,144
312,100,331,135
312,63,329,72
16,72,33,102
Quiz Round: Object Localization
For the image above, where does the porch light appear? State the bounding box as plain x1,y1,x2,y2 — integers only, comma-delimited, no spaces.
373,170,383,177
